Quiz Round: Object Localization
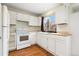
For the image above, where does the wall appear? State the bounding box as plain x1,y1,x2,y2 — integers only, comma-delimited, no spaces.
0,40,2,55
0,3,2,56
69,12,79,56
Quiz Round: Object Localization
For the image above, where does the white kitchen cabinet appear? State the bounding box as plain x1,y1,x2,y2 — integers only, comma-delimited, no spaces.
48,35,56,54
9,10,16,25
56,5,68,24
56,36,71,56
37,33,48,49
16,12,41,26
37,33,43,46
29,32,36,45
38,17,41,26
40,34,48,49
37,32,71,56
29,16,41,26
41,38,48,49
16,12,30,22
37,33,41,45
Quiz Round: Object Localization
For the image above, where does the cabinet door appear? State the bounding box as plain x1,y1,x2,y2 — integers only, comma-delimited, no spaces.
48,35,56,53
37,33,41,45
56,5,67,24
37,33,43,46
41,38,48,49
29,16,41,26
56,38,66,56
9,10,16,24
37,17,41,26
37,33,48,49
29,16,37,26
29,32,36,44
16,13,29,22
39,34,48,49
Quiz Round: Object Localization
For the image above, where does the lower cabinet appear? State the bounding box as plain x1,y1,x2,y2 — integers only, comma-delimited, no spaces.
37,33,48,49
37,33,56,55
41,35,48,49
37,33,71,56
48,35,56,54
29,32,36,45
56,37,71,56
56,38,66,56
37,33,41,45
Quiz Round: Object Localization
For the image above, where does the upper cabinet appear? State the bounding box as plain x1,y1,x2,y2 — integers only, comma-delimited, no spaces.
29,16,41,26
9,10,41,26
38,17,41,26
16,12,41,26
9,10,16,25
16,12,30,22
55,5,68,24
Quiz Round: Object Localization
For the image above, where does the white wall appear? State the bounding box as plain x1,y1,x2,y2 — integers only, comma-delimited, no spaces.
0,40,2,56
69,12,79,56
0,3,2,56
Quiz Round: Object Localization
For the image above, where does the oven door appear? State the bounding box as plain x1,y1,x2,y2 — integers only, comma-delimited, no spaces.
17,34,30,45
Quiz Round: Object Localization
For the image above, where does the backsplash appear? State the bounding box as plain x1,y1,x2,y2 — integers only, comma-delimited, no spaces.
57,24,71,33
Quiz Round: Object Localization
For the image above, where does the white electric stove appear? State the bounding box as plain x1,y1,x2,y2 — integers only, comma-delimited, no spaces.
16,30,31,50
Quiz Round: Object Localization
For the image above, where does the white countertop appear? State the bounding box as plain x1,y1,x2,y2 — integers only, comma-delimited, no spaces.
37,32,72,37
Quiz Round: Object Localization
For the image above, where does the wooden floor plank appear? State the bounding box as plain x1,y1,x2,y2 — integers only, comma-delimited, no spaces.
9,44,54,56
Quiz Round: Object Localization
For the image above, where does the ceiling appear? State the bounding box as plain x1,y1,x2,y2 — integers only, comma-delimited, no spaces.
5,3,59,15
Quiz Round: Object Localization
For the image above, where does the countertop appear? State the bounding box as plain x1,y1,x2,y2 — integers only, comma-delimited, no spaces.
37,32,72,37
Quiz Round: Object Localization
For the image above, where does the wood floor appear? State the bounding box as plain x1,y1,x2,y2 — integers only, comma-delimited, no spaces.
9,44,54,56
